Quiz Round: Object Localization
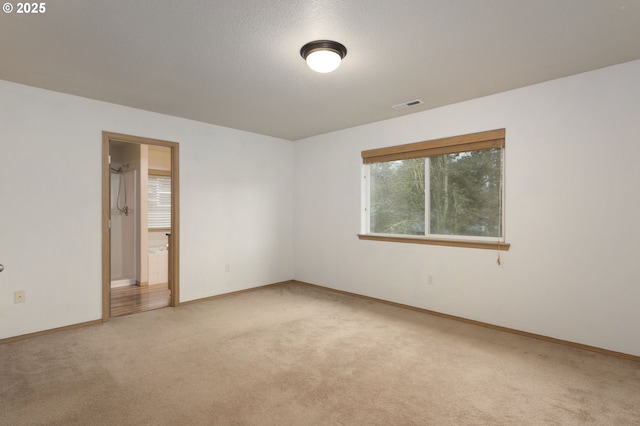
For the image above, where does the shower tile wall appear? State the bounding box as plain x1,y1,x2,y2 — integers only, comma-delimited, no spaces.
110,142,140,287
110,168,137,284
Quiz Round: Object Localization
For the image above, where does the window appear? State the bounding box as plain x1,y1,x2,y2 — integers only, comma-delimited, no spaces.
359,129,509,250
148,171,171,229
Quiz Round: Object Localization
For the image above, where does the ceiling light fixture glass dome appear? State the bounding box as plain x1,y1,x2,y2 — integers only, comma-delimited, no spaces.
300,40,347,73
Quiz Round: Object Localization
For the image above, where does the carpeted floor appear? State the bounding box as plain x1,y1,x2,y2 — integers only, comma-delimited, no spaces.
1,282,639,425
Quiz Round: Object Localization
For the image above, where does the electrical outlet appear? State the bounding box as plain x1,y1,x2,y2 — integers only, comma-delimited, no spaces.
427,275,434,286
14,290,26,303
225,264,230,273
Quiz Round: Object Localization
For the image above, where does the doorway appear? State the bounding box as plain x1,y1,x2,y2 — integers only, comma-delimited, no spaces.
102,132,180,321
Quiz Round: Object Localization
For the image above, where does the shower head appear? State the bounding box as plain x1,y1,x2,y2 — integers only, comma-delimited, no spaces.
110,164,131,174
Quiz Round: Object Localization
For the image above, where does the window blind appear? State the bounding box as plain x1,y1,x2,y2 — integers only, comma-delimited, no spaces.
148,174,171,229
361,128,505,164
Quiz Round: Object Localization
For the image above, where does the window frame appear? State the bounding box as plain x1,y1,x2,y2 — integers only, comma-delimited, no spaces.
358,129,510,251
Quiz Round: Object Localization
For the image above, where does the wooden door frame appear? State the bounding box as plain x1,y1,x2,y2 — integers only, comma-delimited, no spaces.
102,131,180,321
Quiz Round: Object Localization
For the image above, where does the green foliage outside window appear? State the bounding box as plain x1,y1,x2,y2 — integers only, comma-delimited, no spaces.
370,158,426,235
369,148,502,238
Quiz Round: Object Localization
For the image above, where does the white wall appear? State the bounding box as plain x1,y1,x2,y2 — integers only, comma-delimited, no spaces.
293,60,640,357
0,81,294,338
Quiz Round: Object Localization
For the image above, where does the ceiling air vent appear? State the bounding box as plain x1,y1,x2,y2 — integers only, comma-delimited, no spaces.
391,99,424,111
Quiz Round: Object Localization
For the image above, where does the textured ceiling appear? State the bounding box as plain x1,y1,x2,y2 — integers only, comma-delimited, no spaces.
1,0,639,140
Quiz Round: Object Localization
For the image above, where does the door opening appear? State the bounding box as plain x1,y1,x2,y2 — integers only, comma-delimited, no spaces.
102,132,180,321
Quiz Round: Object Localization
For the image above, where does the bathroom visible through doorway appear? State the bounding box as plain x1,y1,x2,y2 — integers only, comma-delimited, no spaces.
101,132,180,321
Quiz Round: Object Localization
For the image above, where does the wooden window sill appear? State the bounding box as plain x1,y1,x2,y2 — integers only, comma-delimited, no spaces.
357,234,510,251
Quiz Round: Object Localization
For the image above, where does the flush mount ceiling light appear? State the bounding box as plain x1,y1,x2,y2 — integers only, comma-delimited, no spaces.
300,40,347,73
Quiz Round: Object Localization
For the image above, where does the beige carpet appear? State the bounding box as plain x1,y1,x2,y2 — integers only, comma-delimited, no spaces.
1,282,639,425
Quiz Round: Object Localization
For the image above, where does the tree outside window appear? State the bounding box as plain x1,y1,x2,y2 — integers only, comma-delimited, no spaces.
363,129,506,246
